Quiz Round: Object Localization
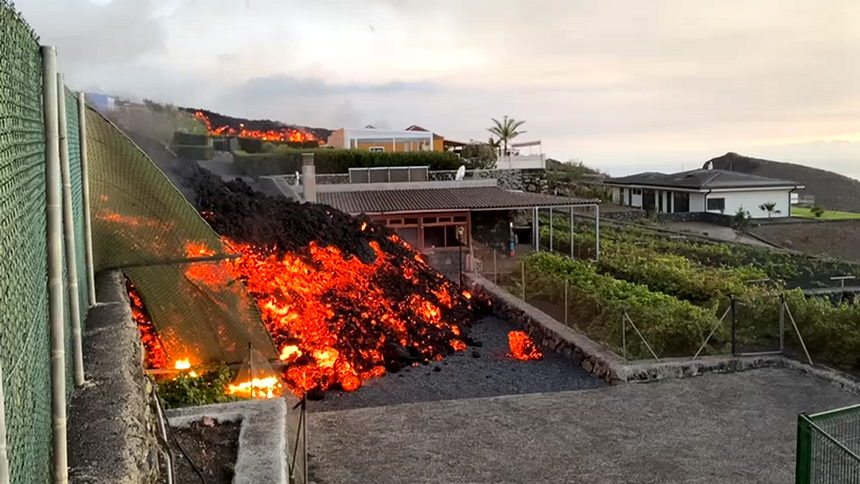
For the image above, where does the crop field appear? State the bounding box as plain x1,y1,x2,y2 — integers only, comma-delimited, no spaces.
791,206,860,220
500,216,860,371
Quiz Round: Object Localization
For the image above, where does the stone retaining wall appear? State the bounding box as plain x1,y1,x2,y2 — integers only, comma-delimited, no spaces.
68,271,160,484
465,273,625,385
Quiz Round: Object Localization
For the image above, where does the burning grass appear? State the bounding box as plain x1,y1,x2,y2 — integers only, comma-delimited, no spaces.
137,166,491,398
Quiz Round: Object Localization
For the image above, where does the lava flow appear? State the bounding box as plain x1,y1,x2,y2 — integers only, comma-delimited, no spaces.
194,111,321,144
165,167,489,397
508,331,543,361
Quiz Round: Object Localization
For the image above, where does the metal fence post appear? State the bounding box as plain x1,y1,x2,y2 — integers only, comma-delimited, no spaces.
569,206,574,258
622,311,627,363
730,296,737,356
58,74,85,387
493,250,497,286
41,44,69,484
779,294,786,354
795,414,812,484
77,92,97,306
549,207,553,252
594,204,600,262
521,262,526,301
564,278,569,327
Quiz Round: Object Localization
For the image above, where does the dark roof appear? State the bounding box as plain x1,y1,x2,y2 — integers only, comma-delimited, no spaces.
318,186,596,214
405,124,444,139
605,169,801,190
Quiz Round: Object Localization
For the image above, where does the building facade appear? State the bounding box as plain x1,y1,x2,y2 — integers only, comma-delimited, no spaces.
605,169,804,219
326,127,445,152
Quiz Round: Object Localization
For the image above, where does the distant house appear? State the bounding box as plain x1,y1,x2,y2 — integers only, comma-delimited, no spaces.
326,126,446,152
604,168,804,218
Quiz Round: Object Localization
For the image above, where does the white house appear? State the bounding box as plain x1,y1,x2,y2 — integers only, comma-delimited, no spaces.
604,168,804,219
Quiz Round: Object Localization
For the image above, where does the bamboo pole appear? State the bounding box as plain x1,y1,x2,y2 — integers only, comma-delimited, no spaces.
42,45,69,484
77,92,96,306
58,74,85,387
0,362,10,484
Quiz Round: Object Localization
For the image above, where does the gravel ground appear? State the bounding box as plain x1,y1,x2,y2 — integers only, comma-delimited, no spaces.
308,316,605,412
309,368,860,484
751,220,860,262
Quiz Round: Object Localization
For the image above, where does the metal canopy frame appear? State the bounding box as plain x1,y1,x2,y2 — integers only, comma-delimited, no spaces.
530,203,601,262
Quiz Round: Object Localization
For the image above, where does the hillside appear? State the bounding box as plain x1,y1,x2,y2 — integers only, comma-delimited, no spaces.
705,152,860,213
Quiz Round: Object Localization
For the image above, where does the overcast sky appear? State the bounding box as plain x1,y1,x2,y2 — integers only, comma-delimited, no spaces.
16,0,860,177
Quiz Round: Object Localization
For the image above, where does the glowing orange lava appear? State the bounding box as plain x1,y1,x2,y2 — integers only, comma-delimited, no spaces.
508,331,543,361
195,111,322,145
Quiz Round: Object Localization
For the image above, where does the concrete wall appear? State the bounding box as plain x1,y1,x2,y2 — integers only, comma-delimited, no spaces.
690,192,706,212
69,271,160,484
707,189,792,219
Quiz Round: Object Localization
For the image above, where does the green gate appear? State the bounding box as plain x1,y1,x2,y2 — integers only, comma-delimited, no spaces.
797,404,860,483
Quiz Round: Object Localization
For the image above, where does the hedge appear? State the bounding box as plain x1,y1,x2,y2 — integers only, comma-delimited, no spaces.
172,131,211,147
518,252,723,359
233,148,462,177
175,145,215,160
238,137,264,153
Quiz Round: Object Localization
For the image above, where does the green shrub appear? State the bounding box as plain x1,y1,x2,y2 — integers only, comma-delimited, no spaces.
233,148,462,176
172,131,211,147
238,137,264,153
810,205,826,218
157,363,244,409
175,145,215,160
519,252,723,359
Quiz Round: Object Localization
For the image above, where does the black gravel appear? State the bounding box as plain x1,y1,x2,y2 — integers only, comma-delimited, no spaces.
308,316,605,412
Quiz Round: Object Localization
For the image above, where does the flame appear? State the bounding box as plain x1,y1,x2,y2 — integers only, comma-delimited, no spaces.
175,359,191,370
227,377,282,399
128,282,168,369
195,111,322,145
508,331,543,361
279,345,302,361
360,222,367,231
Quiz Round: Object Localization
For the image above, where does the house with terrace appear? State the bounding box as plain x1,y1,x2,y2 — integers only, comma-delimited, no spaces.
258,155,599,277
604,168,804,219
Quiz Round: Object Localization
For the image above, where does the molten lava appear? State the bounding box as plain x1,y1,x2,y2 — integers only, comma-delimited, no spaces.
128,281,168,369
195,111,321,145
223,238,470,394
508,331,543,361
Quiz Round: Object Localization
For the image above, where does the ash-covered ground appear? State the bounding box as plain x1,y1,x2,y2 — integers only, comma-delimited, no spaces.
309,316,605,412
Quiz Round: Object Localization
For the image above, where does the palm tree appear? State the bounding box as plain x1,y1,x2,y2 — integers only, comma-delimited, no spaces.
487,116,526,157
758,202,781,218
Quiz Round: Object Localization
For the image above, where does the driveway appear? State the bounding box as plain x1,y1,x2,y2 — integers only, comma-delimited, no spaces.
662,221,773,248
308,368,858,484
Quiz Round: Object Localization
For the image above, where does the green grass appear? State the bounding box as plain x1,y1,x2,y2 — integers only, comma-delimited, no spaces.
791,206,860,220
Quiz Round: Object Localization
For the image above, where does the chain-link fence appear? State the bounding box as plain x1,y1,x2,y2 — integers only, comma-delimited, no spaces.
84,107,277,365
797,405,860,483
0,3,56,482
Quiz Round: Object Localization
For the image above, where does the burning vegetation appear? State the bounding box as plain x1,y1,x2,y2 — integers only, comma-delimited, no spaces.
137,166,490,398
191,109,327,145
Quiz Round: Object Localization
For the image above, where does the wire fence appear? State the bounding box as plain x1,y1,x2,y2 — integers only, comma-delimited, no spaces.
0,2,279,482
797,405,860,483
473,245,810,364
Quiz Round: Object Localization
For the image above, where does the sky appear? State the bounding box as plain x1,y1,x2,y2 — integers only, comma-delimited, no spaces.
15,0,860,178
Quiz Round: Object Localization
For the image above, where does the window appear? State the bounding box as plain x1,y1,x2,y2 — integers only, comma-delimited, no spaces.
423,226,446,248
673,192,690,213
439,217,452,223
423,217,437,224
453,216,467,222
404,218,419,225
396,227,419,247
369,147,385,152
388,219,403,226
707,198,726,212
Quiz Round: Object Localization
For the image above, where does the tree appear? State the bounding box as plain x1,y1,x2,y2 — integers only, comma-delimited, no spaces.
758,202,781,218
460,142,498,170
732,207,752,235
487,115,526,157
810,205,826,218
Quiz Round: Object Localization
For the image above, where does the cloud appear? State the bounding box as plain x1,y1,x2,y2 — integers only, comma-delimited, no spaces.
11,0,860,173
230,76,440,99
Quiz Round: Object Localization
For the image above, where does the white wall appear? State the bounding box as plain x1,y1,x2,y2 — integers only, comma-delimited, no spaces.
631,190,642,208
705,189,792,219
690,193,705,212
